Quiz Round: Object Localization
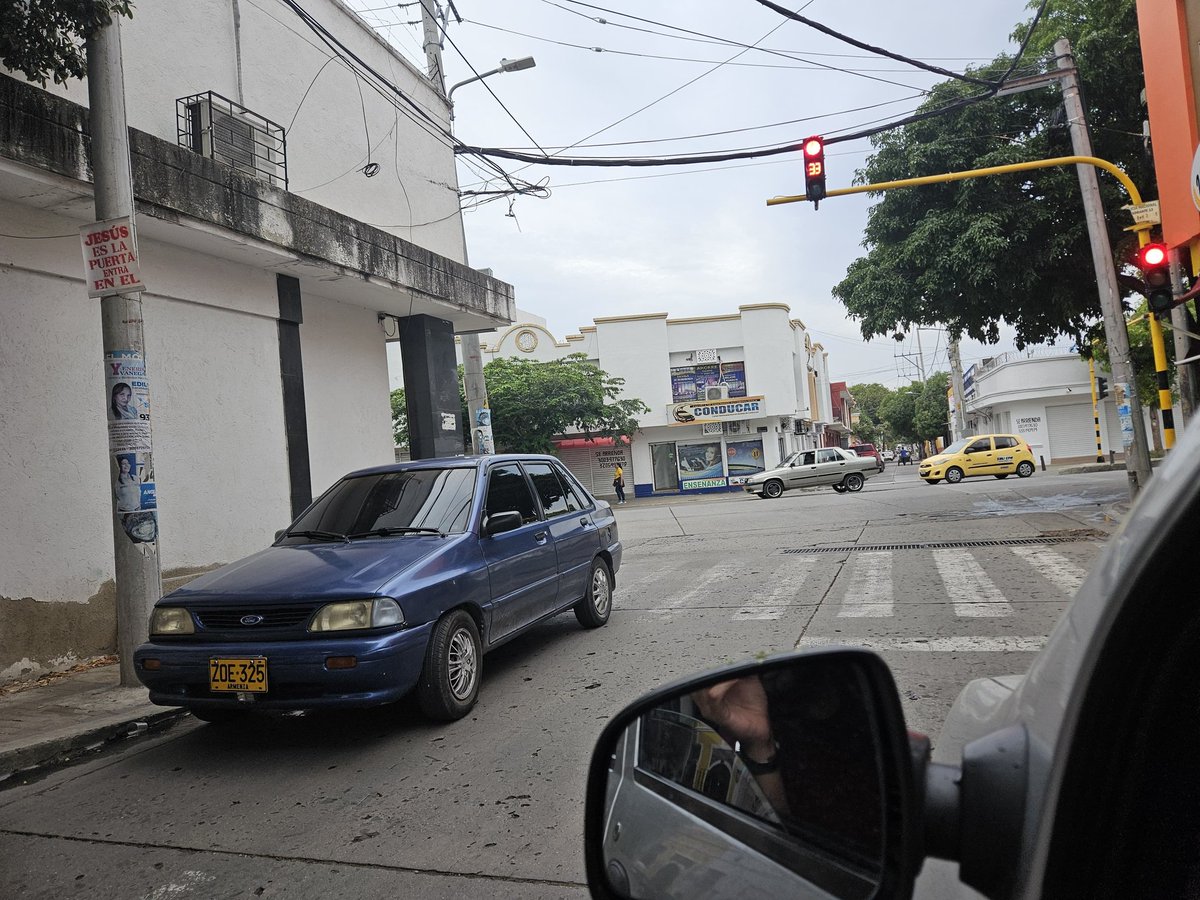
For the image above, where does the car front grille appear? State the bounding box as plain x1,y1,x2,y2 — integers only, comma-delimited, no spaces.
194,604,319,630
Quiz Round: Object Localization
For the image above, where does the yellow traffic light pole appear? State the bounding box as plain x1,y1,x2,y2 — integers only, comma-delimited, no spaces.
770,154,1176,449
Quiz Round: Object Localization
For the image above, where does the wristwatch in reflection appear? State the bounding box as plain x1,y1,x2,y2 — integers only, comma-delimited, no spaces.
738,741,780,775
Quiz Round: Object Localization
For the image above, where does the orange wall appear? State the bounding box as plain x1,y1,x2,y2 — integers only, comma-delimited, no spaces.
1137,0,1200,248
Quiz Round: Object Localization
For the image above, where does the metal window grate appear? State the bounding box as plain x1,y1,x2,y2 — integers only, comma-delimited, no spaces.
782,536,1089,554
177,91,288,189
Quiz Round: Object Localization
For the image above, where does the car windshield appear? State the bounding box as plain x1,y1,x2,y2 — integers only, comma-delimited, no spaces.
780,451,803,467
941,438,972,455
284,467,475,540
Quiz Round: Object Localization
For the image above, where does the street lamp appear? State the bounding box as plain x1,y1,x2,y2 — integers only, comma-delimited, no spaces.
448,57,537,117
447,55,536,454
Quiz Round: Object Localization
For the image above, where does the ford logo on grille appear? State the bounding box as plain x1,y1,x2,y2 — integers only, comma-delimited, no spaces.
240,615,265,626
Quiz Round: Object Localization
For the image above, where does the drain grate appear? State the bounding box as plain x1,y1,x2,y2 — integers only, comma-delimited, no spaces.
783,536,1088,554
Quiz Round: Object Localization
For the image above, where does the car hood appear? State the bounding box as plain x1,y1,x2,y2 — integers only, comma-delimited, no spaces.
924,454,951,465
164,537,455,604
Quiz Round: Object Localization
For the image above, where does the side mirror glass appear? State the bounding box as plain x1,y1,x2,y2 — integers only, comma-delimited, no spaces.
483,510,523,537
584,650,918,900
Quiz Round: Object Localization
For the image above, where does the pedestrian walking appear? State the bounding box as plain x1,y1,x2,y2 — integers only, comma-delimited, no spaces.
613,465,627,504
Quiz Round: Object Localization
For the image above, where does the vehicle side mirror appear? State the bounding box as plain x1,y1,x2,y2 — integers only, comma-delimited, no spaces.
584,649,920,900
483,511,523,537
274,529,287,542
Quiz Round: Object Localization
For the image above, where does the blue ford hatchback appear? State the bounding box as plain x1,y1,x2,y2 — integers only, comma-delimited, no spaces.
135,454,621,723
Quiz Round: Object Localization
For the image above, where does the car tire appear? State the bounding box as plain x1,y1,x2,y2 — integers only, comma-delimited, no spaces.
574,558,613,629
189,708,248,725
763,480,784,499
832,484,847,493
417,609,481,721
945,466,964,484
1016,461,1035,478
994,473,1009,479
843,473,865,492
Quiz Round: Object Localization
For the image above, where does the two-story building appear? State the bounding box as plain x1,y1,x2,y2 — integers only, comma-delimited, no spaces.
0,0,513,679
476,305,834,498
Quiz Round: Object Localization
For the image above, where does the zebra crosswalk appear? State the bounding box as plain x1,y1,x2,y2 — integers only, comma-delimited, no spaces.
616,542,1096,635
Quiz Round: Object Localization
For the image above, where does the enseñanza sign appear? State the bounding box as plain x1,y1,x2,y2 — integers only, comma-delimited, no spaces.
80,217,145,298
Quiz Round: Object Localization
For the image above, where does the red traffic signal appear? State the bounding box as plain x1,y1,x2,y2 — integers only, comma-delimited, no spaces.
802,135,826,203
1136,242,1175,314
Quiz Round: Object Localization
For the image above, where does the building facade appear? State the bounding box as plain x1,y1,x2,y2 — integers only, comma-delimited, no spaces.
0,0,513,679
478,305,834,498
962,350,1128,463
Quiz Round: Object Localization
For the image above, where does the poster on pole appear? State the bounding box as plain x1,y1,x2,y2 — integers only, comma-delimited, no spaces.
1115,382,1135,449
80,217,145,298
105,351,152,453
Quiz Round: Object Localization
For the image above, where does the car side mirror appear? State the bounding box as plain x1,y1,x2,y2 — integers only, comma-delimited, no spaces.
274,529,287,542
483,510,523,537
584,649,921,900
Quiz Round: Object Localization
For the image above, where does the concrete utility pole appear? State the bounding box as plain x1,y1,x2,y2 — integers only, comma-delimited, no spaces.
1170,251,1195,425
420,0,493,454
87,22,163,686
948,338,967,440
1056,38,1153,496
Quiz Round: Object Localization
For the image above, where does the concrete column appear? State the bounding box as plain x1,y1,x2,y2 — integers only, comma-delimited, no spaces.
399,315,465,459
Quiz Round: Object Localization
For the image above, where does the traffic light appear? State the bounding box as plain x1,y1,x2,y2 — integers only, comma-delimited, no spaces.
1137,243,1175,315
802,136,826,203
1096,376,1109,400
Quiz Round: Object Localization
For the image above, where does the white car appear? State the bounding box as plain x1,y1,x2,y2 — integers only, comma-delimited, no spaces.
585,417,1200,899
882,449,895,461
742,447,878,499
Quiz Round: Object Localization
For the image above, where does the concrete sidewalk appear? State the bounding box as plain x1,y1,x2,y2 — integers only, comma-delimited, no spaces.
0,661,184,787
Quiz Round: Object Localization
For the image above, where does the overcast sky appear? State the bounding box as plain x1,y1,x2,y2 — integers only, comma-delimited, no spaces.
350,0,1056,387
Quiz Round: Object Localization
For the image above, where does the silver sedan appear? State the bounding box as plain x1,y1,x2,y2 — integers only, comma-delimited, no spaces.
742,447,878,499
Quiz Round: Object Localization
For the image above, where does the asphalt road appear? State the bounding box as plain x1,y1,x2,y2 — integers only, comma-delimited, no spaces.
0,465,1126,899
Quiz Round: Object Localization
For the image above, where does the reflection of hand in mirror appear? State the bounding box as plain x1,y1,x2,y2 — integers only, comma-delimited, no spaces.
692,676,788,814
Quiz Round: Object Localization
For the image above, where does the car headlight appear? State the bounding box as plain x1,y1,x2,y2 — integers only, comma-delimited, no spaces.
309,598,405,632
150,607,195,636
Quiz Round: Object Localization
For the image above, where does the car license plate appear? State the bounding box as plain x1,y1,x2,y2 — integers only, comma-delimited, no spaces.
209,657,268,692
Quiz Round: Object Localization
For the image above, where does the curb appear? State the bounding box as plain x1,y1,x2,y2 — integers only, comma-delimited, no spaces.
0,707,187,789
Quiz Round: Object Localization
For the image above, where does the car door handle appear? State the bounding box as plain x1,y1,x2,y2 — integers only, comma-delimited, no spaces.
580,517,592,527
534,532,548,544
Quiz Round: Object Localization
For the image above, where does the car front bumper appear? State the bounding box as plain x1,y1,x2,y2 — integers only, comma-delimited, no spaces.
133,622,435,711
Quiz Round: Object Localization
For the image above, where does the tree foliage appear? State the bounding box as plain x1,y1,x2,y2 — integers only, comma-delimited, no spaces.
1,1,134,86
483,354,650,453
832,0,1149,349
389,388,408,447
846,382,891,443
857,374,952,444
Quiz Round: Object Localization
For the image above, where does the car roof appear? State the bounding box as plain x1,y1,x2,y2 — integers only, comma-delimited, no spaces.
342,453,562,479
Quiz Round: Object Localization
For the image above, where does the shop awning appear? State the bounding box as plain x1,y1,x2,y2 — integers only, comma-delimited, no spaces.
553,436,617,450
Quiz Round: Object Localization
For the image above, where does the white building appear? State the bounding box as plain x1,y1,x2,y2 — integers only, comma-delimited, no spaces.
478,305,834,498
962,349,1128,463
0,1,513,678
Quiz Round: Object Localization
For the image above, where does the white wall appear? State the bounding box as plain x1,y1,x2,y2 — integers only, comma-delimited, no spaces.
32,0,465,261
740,305,799,413
301,294,396,495
595,316,672,427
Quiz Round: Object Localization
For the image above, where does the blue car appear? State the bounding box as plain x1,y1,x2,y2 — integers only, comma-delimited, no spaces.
135,454,622,723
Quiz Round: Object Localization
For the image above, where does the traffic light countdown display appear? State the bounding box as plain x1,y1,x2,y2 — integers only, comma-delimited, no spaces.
802,136,826,204
1137,243,1175,315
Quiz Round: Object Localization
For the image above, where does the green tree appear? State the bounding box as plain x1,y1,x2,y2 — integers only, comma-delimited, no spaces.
879,386,919,441
832,0,1149,348
913,373,952,441
847,382,893,443
1,1,134,86
389,388,408,447
482,354,650,453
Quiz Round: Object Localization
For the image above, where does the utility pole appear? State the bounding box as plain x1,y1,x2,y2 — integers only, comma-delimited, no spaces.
948,338,967,440
420,0,493,454
1056,38,1152,496
86,21,163,686
1170,250,1195,425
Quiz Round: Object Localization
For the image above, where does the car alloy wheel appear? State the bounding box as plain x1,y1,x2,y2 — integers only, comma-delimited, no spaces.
417,609,482,720
575,558,613,629
945,466,964,484
1017,461,1035,478
763,480,784,499
844,473,865,492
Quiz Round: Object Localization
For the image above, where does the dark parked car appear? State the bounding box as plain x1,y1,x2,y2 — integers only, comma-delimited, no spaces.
848,443,885,472
135,455,620,723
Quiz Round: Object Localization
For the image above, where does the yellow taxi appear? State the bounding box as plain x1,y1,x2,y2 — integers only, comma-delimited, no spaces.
919,434,1036,484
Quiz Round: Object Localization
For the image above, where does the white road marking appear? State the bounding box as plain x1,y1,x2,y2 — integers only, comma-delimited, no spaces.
731,557,817,621
933,548,1014,617
1010,545,1088,594
838,551,893,617
798,635,1046,652
657,561,747,619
